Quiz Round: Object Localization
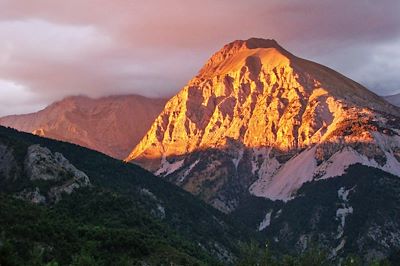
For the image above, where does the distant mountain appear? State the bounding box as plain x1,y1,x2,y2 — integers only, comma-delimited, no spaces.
126,38,400,213
384,93,400,107
0,95,166,159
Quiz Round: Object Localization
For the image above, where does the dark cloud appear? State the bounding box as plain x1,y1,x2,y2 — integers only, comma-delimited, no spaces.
0,0,399,116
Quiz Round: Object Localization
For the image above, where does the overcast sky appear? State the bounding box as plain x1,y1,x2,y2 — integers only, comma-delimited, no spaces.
0,0,399,116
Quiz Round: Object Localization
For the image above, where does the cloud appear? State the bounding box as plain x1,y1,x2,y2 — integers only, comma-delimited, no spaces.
0,0,399,116
0,80,47,116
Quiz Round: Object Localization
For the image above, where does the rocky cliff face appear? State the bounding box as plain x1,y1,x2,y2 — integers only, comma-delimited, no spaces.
0,144,20,181
0,95,166,159
22,144,90,203
127,38,400,212
0,142,90,204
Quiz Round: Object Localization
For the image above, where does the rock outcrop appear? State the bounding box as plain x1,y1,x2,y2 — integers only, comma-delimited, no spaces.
0,142,90,204
0,144,20,181
126,38,400,212
23,144,90,203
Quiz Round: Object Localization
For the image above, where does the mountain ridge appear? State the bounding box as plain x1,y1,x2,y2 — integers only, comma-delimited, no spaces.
384,93,400,107
0,94,167,159
0,125,252,264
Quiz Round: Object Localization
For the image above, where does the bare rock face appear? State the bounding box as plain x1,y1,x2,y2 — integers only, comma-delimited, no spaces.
0,95,167,159
23,144,90,203
25,145,88,182
0,144,20,181
126,38,400,212
16,187,47,204
0,141,90,204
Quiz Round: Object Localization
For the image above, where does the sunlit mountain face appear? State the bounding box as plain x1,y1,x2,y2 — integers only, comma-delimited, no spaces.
127,38,400,212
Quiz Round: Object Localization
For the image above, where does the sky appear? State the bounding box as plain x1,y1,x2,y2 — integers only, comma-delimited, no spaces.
0,0,399,116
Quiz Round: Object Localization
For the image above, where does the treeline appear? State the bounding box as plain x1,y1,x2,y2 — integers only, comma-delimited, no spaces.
237,241,395,266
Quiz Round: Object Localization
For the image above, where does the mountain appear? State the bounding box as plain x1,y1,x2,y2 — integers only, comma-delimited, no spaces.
1,124,398,264
0,95,166,159
2,39,400,264
0,125,252,265
126,38,400,213
384,93,400,107
232,164,400,261
3,127,397,266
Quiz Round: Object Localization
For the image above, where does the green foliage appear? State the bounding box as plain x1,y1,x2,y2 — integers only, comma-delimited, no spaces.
70,253,97,266
368,259,393,266
1,125,399,265
237,241,273,266
236,242,333,266
295,248,330,266
0,193,221,265
0,126,246,265
236,244,397,266
232,163,400,265
0,238,19,266
342,254,362,266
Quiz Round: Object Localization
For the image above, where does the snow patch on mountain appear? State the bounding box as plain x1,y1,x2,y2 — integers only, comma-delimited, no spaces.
258,210,272,231
250,147,317,201
331,186,355,256
337,186,353,202
333,239,346,256
250,133,400,201
179,159,200,183
336,206,353,229
318,147,400,181
336,187,355,239
155,156,185,176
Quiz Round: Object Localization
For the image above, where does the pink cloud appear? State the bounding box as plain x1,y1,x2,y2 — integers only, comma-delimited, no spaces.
0,0,399,116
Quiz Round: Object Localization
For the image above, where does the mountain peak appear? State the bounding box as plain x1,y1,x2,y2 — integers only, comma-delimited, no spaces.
197,38,293,79
127,38,400,210
220,38,287,52
233,38,280,49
